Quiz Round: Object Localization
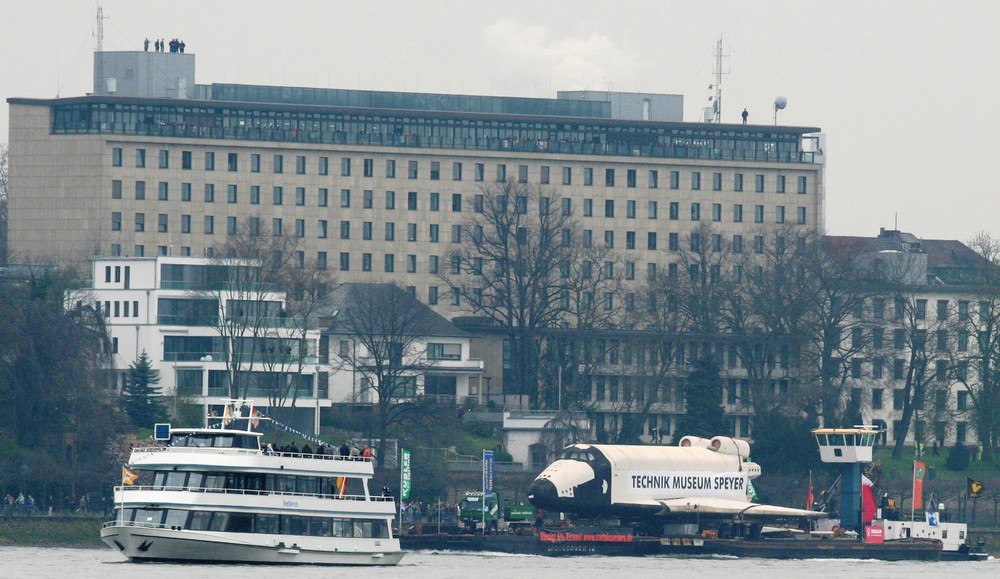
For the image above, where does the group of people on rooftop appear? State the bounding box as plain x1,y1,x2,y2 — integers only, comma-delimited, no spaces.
143,38,186,53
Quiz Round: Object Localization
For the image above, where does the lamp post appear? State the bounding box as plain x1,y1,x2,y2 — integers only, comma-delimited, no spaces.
484,376,492,410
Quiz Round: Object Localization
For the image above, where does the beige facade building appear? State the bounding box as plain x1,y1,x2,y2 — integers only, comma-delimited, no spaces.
7,51,826,318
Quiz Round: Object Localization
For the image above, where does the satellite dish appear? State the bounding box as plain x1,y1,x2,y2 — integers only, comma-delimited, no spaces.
774,96,787,110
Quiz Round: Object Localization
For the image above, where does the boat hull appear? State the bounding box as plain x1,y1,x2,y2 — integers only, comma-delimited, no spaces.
102,525,404,566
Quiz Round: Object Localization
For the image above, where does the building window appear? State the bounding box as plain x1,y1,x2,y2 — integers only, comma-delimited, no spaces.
496,164,506,182
669,202,679,220
135,148,146,168
562,166,572,185
605,199,615,218
295,219,305,238
339,252,350,271
318,156,329,175
250,185,260,204
227,216,237,235
181,182,192,201
540,166,550,184
797,207,807,224
203,184,214,202
733,204,743,222
296,155,306,174
798,176,808,194
318,188,328,207
384,254,395,272
317,251,327,269
250,153,260,172
754,205,764,223
273,154,283,173
272,218,283,236
407,254,417,273
134,213,145,232
226,152,237,172
583,167,593,186
227,184,238,204
111,180,122,199
937,299,949,320
691,172,701,190
204,216,214,234
475,163,484,181
385,222,395,241
648,201,658,219
159,149,169,169
583,199,593,217
386,159,396,178
272,186,283,205
111,212,122,231
755,174,765,192
408,160,418,179
408,191,418,210
341,189,350,208
318,220,328,239
181,214,191,234
407,223,417,242
670,171,680,189
519,165,529,183
157,213,168,233
734,173,744,192
452,162,463,181
341,221,351,240
776,205,786,224
690,203,700,221
777,175,786,193
362,253,372,271
112,147,122,166
452,194,462,212
712,203,722,222
158,182,169,200
428,286,439,305
605,168,615,187
713,172,722,191
342,157,352,176
295,187,306,206
916,299,927,320
385,190,396,210
626,200,636,219
647,232,657,250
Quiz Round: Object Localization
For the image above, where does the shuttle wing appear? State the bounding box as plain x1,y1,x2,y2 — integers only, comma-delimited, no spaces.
657,497,826,518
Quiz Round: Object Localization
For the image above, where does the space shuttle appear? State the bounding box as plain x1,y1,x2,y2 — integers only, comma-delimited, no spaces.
527,435,824,521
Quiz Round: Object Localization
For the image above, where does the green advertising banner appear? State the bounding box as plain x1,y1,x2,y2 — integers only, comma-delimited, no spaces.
400,449,411,501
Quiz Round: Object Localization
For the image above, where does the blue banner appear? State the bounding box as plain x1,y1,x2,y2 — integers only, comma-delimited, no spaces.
483,450,494,497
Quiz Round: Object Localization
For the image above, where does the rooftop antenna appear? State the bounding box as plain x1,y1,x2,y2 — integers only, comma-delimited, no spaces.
94,2,110,94
94,2,109,53
705,36,728,123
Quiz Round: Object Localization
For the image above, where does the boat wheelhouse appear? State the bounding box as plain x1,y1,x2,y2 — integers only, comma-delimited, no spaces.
101,402,404,565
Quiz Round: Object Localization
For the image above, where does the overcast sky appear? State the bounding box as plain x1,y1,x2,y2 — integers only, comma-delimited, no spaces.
4,1,999,243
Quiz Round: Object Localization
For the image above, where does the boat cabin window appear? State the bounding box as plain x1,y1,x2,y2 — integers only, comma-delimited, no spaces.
169,433,259,449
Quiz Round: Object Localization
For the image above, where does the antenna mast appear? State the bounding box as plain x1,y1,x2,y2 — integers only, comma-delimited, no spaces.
706,37,729,123
95,2,109,53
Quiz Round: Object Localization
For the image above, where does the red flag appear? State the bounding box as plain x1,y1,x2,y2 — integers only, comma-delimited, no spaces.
862,475,877,523
913,461,926,510
806,471,814,510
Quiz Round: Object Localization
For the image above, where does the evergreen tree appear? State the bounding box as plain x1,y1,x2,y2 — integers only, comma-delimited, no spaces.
122,350,167,428
673,357,728,439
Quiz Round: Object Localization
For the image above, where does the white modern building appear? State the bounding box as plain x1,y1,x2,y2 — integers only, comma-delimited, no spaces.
69,258,484,435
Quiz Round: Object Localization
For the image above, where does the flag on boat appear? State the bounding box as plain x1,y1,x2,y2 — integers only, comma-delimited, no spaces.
968,477,984,498
861,474,877,523
336,476,347,497
926,496,939,526
400,449,412,501
805,470,814,510
913,461,926,510
122,466,138,485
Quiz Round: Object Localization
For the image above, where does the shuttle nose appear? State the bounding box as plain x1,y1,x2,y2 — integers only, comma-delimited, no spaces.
527,478,557,510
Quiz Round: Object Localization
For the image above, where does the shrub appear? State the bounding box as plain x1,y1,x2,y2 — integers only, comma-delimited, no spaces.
945,444,970,471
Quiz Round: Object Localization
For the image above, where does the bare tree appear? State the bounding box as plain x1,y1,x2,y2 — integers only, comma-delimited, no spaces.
205,217,299,400
949,233,1000,459
331,283,434,468
444,181,576,405
0,143,8,264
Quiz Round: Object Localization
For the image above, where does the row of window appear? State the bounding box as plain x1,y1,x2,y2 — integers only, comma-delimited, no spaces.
849,297,981,322
117,507,389,538
845,326,980,353
112,147,811,194
111,180,810,227
841,356,970,382
112,209,808,242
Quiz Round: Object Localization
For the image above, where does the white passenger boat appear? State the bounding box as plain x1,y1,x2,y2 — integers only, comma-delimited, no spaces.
101,403,404,565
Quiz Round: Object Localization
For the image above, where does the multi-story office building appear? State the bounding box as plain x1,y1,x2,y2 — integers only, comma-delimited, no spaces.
8,50,825,317
16,49,829,444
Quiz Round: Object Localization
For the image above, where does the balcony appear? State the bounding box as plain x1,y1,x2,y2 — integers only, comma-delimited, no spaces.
158,314,219,327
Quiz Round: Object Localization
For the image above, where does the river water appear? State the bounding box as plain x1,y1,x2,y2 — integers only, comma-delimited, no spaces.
2,546,997,579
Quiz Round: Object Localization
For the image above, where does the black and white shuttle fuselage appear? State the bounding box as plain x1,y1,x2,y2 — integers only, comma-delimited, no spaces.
527,436,822,521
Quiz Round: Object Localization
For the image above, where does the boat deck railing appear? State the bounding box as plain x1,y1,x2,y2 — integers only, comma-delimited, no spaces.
133,446,374,463
114,485,395,503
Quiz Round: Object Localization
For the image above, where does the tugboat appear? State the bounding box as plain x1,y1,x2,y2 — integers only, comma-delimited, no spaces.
101,401,404,565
